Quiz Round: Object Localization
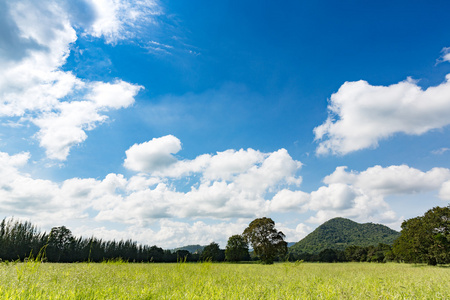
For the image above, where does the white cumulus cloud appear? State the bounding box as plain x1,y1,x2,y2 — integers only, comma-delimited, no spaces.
303,164,450,225
2,143,450,247
33,80,142,160
124,135,182,173
439,180,450,200
314,74,450,155
269,189,310,212
324,165,450,196
0,135,305,245
276,222,312,243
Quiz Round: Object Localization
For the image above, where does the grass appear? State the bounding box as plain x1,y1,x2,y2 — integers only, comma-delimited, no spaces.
0,260,449,299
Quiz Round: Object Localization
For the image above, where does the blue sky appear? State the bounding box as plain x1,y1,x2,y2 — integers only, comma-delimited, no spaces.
1,0,450,248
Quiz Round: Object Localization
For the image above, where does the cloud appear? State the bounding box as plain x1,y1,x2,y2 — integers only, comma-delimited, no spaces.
306,188,396,225
276,222,312,243
115,139,304,220
0,1,45,64
83,0,161,44
2,141,450,247
0,156,242,247
0,151,88,221
0,151,30,168
124,135,182,173
80,219,309,249
301,164,450,225
438,47,450,64
0,136,304,245
124,136,302,184
439,180,450,200
314,74,450,155
310,184,358,210
33,80,142,160
324,165,450,196
269,189,310,212
0,0,151,160
432,147,450,155
201,148,266,181
0,1,79,117
153,220,247,248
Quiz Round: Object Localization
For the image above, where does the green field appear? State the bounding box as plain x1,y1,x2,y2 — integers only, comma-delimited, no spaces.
0,261,449,299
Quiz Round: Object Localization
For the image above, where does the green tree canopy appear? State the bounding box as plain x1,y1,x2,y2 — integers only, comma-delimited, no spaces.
393,205,450,265
242,217,287,264
225,234,249,262
200,242,224,261
47,226,75,262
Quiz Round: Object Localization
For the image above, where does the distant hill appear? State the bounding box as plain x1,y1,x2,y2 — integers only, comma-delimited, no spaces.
290,217,400,254
172,244,205,253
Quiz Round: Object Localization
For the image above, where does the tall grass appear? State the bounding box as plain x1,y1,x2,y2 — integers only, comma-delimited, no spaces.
0,261,448,299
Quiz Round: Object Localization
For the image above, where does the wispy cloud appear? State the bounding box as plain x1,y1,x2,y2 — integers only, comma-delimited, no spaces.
436,47,450,65
432,147,450,155
82,0,162,44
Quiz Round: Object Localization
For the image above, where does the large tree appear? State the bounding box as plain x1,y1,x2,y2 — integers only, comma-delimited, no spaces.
225,234,249,262
242,217,287,264
47,226,75,262
393,205,450,265
200,242,224,262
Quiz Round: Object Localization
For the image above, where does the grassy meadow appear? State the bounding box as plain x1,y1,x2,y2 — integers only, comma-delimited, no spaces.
0,261,449,299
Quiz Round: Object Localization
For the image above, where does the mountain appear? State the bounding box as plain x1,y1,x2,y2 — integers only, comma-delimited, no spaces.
290,217,400,254
172,244,205,253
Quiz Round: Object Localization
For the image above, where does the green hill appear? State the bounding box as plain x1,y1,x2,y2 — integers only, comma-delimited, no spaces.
172,244,205,253
290,217,400,254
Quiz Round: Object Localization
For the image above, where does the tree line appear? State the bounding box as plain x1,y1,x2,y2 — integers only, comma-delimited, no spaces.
287,243,395,263
0,219,201,263
0,217,285,264
0,218,395,264
0,205,448,264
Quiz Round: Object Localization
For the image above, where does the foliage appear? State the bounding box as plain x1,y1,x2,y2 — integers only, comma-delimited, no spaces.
243,217,287,264
225,235,250,262
393,205,450,265
0,218,45,261
343,243,393,263
46,226,75,262
0,218,203,263
290,217,400,254
317,248,340,262
200,242,225,262
287,243,395,263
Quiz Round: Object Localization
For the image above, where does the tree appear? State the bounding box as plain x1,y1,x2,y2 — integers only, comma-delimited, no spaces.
225,235,249,262
393,205,450,265
201,242,224,261
318,249,339,262
148,245,164,262
344,245,366,262
0,218,45,261
242,217,287,264
47,226,75,262
176,250,190,262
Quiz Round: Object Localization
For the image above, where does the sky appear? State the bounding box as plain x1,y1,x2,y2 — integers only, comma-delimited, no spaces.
1,0,450,248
